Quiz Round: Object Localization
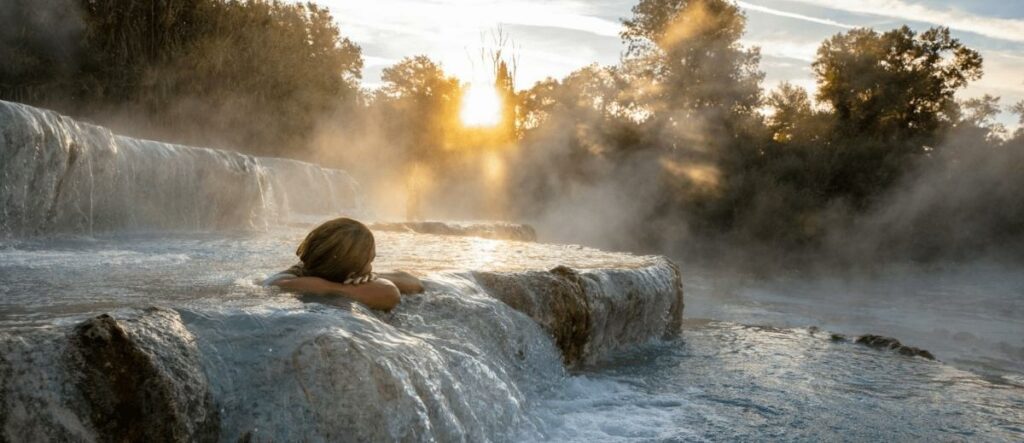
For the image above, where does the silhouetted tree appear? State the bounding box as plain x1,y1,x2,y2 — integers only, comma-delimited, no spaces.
809,26,983,205
957,94,1006,142
481,28,519,142
375,55,461,162
1009,100,1024,140
815,26,982,144
495,60,517,141
621,0,762,133
0,0,363,157
0,0,89,102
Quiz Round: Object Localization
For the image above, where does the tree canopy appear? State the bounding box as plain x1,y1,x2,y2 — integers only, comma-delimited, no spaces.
1,0,363,157
813,26,982,144
2,0,1019,262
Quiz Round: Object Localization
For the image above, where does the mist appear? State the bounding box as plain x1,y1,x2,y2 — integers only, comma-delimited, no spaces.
831,130,1024,264
3,0,1022,270
1,1,1022,438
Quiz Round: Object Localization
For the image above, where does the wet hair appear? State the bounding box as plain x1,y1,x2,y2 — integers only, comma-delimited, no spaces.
290,217,375,283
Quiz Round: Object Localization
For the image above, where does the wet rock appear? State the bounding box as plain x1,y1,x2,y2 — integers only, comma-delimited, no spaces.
854,334,936,360
473,258,684,367
808,326,842,340
473,266,592,366
1,328,103,441
67,309,220,442
665,260,685,338
369,221,538,241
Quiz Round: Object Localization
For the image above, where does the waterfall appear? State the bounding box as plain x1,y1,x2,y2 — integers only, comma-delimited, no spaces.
0,100,361,235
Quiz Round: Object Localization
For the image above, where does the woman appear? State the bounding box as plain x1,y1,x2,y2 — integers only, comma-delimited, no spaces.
265,217,424,310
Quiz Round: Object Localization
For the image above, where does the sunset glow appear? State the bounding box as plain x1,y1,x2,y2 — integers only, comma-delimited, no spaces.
460,83,502,127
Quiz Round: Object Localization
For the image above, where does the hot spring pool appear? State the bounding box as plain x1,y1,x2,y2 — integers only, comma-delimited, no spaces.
1,230,1021,441
1,100,1021,441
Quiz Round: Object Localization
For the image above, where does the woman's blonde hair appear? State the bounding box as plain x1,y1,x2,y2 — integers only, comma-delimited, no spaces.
291,217,375,282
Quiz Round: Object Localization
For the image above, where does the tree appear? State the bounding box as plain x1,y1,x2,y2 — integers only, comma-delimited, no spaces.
766,82,815,143
0,0,88,103
511,64,644,219
813,26,982,145
621,0,762,129
160,1,363,156
479,28,519,141
494,60,517,141
810,26,983,205
1,0,364,157
1010,100,1024,140
376,55,462,160
958,94,1006,142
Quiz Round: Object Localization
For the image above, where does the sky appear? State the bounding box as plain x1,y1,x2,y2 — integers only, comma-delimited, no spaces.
314,0,1024,127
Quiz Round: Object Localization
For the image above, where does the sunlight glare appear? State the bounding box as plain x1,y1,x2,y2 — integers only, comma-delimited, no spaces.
460,83,502,127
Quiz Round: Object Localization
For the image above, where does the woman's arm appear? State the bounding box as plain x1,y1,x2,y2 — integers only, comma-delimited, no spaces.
270,276,401,311
376,271,425,294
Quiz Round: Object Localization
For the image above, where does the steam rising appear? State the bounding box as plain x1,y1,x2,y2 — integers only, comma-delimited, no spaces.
3,0,1022,269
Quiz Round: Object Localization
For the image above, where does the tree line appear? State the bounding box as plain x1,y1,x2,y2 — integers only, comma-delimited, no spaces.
2,0,1022,262
1,0,361,156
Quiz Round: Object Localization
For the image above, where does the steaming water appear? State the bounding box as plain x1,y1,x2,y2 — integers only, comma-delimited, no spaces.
3,230,1021,441
2,101,1022,440
685,264,1024,378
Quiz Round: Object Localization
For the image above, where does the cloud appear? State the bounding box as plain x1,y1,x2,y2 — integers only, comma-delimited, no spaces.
974,51,1024,94
742,37,820,61
783,0,1024,43
737,1,854,29
363,56,398,67
321,0,620,39
314,0,623,86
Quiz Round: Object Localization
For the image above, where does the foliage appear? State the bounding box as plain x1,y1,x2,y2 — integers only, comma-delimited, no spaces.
814,26,982,144
0,0,362,157
3,0,1019,261
804,26,983,206
621,0,763,131
374,55,462,162
510,3,1008,259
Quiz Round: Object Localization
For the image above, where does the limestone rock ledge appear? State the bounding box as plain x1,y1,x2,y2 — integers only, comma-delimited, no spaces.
472,257,684,367
0,308,219,442
0,258,683,441
369,221,538,242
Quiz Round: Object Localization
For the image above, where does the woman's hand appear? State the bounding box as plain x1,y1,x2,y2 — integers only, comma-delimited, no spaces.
342,273,375,285
270,276,401,311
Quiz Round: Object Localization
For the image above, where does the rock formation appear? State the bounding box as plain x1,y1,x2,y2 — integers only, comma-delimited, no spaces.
369,221,538,242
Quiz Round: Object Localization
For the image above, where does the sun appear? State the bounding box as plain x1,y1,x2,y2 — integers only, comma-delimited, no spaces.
460,83,502,127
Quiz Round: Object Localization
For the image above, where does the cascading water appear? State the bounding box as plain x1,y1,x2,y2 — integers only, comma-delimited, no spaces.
0,101,360,235
0,229,684,441
1,101,1021,441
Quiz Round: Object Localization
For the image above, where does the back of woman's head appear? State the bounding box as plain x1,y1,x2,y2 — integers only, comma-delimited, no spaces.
295,217,375,282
